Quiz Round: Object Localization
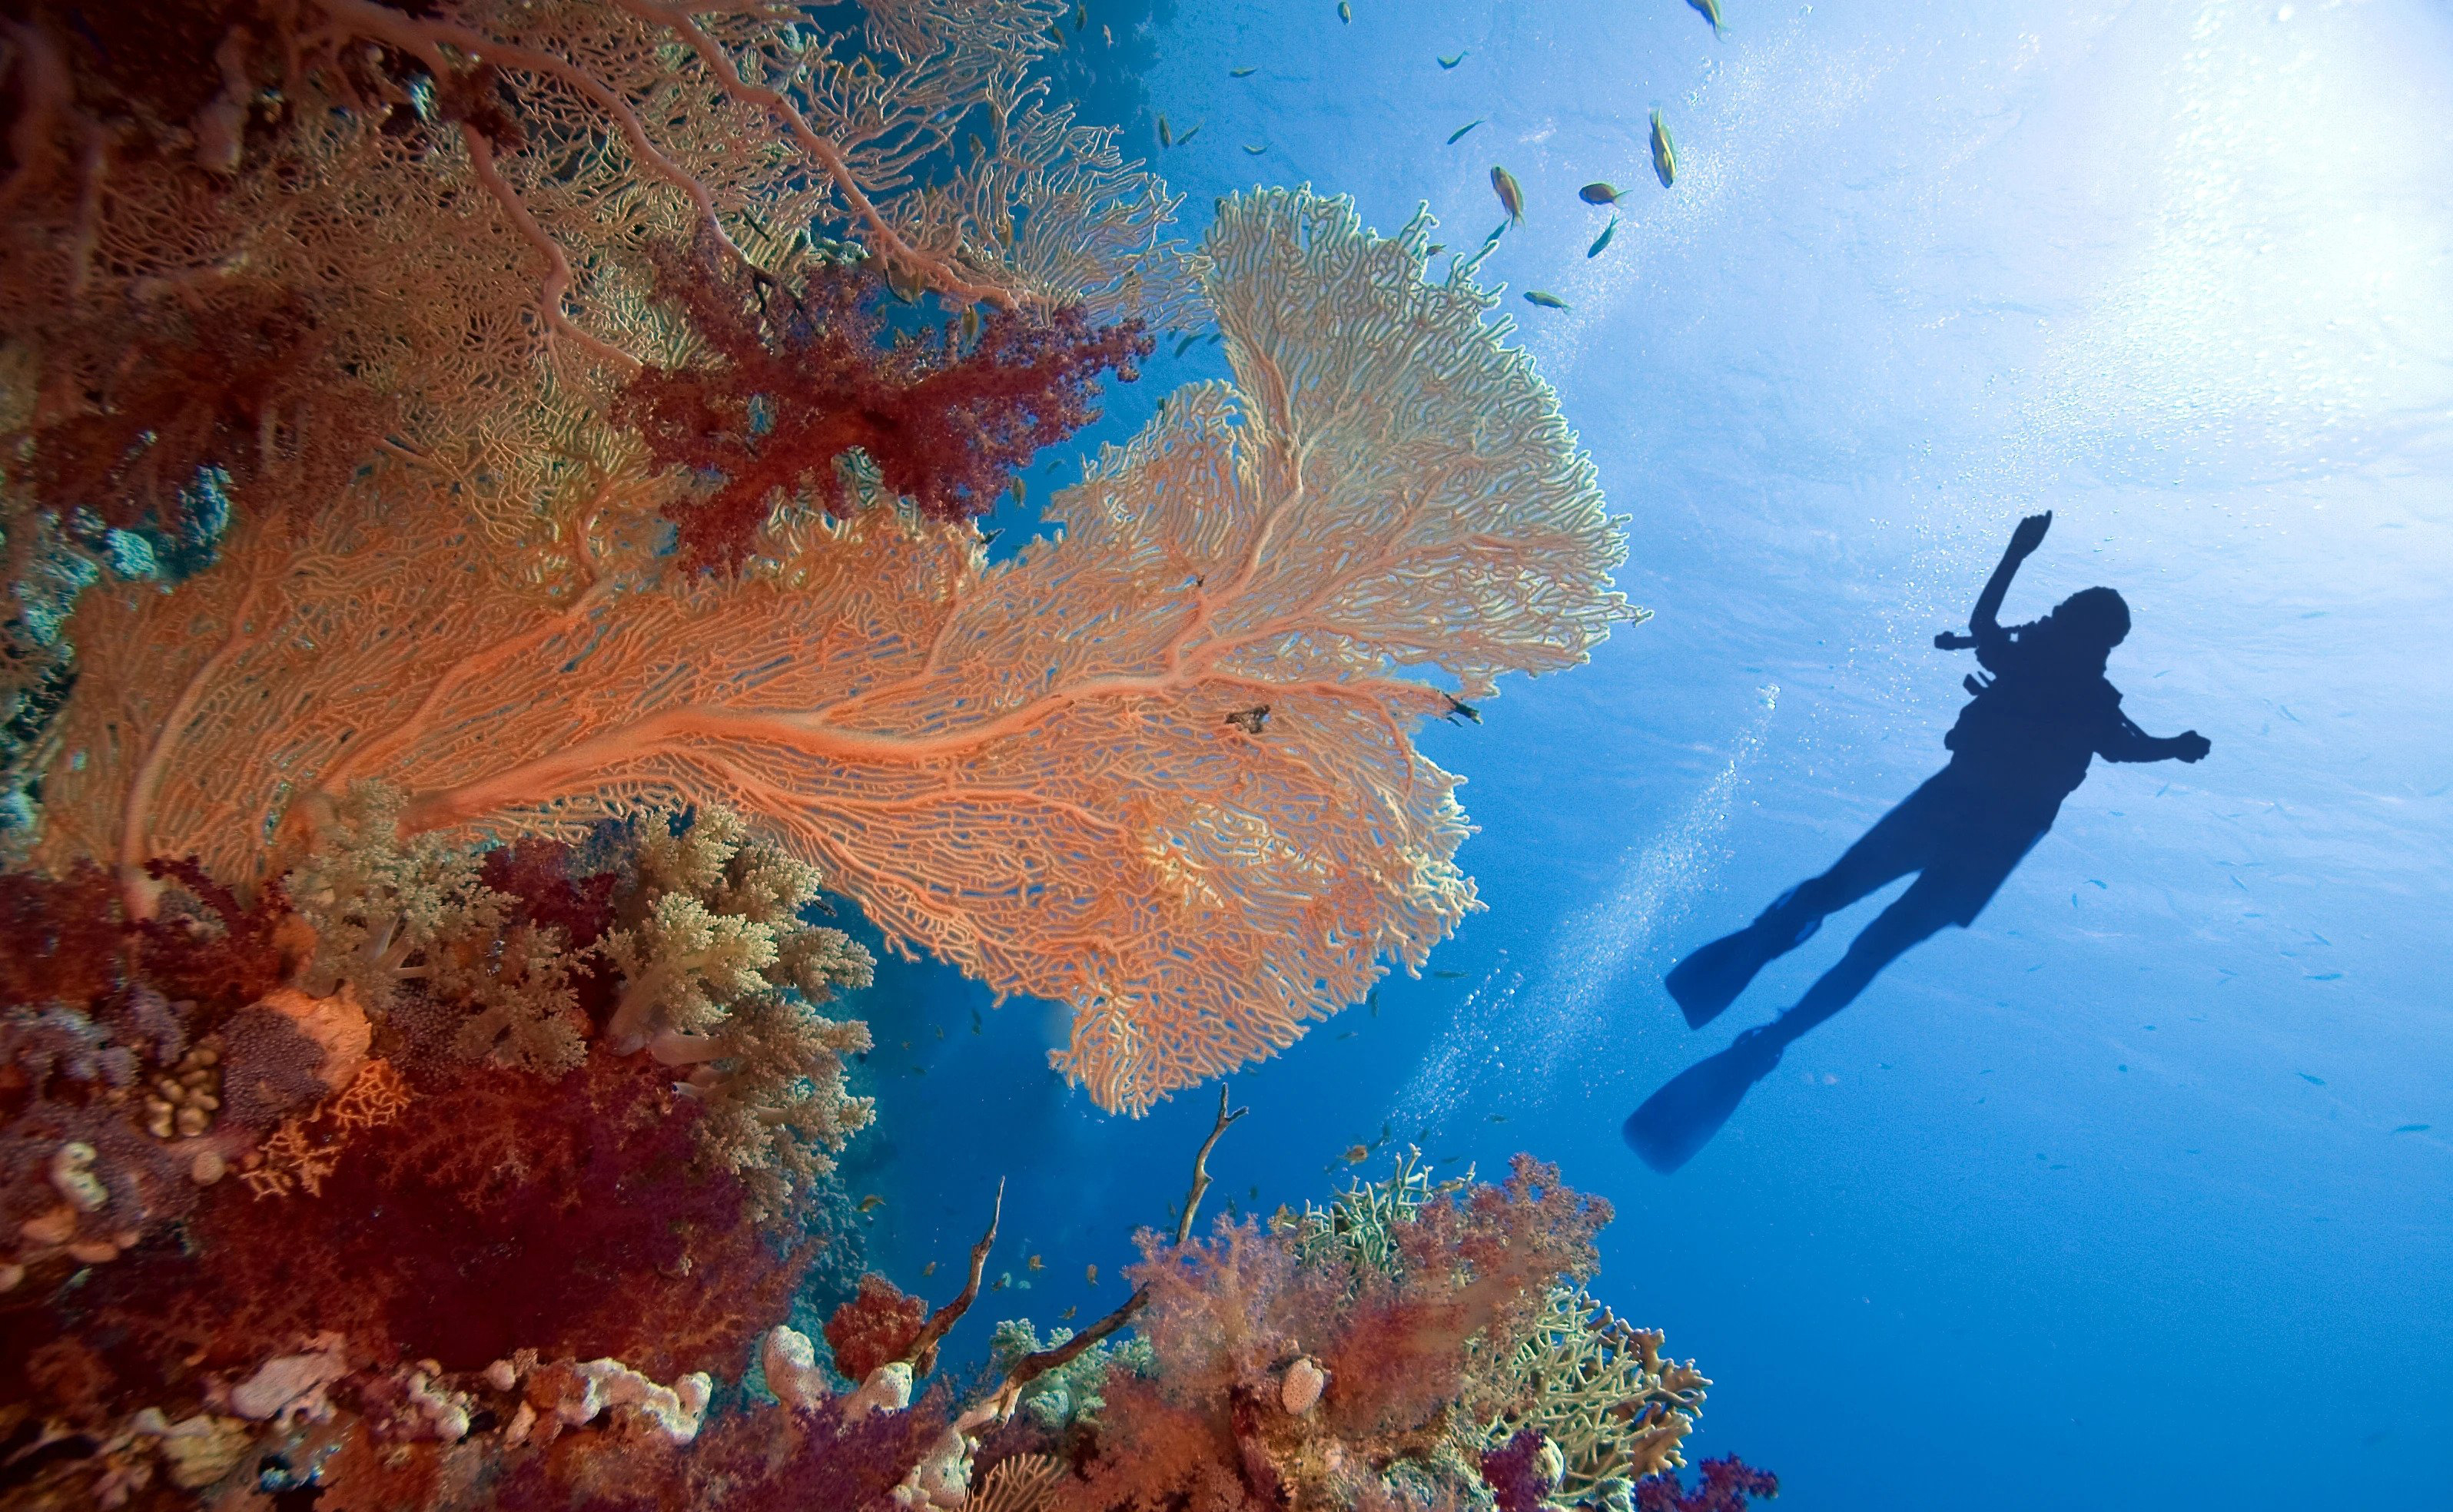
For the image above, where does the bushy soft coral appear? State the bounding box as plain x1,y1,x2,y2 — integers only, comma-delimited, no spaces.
13,280,393,539
0,860,124,1009
825,1273,930,1383
612,235,1153,572
664,993,874,1219
1075,1152,1663,1511
91,1053,812,1386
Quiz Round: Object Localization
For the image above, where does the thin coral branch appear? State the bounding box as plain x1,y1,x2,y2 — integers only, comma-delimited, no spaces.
456,125,640,371
1176,1082,1248,1246
905,1175,1002,1378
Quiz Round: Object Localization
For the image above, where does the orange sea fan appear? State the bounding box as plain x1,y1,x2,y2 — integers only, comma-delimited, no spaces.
35,188,1638,1113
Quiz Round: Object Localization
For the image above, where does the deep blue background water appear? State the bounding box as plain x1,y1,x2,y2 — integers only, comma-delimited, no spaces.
838,2,2453,1507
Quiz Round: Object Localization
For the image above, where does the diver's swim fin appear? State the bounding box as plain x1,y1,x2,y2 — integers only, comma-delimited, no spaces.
1665,907,1817,1029
1622,1026,1785,1173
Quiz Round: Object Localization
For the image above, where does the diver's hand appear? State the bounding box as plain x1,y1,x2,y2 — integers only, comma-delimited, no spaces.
2170,731,2210,763
2007,511,2053,559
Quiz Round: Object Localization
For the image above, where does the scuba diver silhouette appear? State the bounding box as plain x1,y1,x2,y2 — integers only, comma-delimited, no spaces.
1625,512,2210,1173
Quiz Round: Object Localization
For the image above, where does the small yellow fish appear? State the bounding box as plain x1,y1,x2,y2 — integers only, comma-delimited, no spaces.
1439,50,1467,68
1338,0,1352,20
1343,1143,1370,1163
1027,1254,1044,1271
1230,65,1257,77
1490,164,1524,224
1580,182,1625,206
1687,0,1725,35
1524,290,1570,310
1086,1263,1100,1285
922,1260,937,1276
858,1193,886,1212
1651,109,1678,188
1243,142,1269,154
1010,476,1025,506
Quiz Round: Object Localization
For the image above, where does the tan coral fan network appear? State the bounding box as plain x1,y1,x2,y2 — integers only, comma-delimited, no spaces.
36,187,1634,1114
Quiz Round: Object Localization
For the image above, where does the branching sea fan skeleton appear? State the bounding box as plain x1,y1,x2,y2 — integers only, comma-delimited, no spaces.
32,187,1639,1112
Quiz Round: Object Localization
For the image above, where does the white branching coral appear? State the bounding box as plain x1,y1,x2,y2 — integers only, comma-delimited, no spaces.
1479,1285,1713,1501
662,993,875,1219
987,1318,1153,1432
284,783,513,1013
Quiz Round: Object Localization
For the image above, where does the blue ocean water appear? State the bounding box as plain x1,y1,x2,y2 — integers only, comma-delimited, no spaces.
849,2,2453,1507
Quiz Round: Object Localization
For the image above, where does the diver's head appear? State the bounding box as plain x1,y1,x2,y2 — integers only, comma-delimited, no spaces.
2047,586,2130,654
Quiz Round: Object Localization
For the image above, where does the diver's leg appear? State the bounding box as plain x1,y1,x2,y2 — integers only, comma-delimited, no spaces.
1665,778,1948,1028
1756,868,1964,1052
1764,779,1953,930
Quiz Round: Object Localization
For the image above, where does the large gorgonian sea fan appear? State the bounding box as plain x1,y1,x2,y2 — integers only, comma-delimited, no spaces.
33,187,1638,1114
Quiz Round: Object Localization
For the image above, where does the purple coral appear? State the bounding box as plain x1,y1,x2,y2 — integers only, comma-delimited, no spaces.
1637,1454,1782,1511
1481,1427,1559,1512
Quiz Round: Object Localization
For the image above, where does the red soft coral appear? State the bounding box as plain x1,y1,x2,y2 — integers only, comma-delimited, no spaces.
134,856,292,1011
0,860,125,1009
16,282,393,537
824,1272,929,1381
613,236,1152,572
477,837,619,952
95,1054,812,1385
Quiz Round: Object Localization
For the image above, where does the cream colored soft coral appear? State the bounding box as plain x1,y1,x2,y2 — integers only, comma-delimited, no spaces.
602,803,876,1212
602,804,872,1052
285,783,586,1075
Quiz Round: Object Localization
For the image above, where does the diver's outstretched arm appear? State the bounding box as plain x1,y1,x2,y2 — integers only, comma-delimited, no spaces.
1972,512,2052,635
2100,712,2210,763
1937,512,2053,652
